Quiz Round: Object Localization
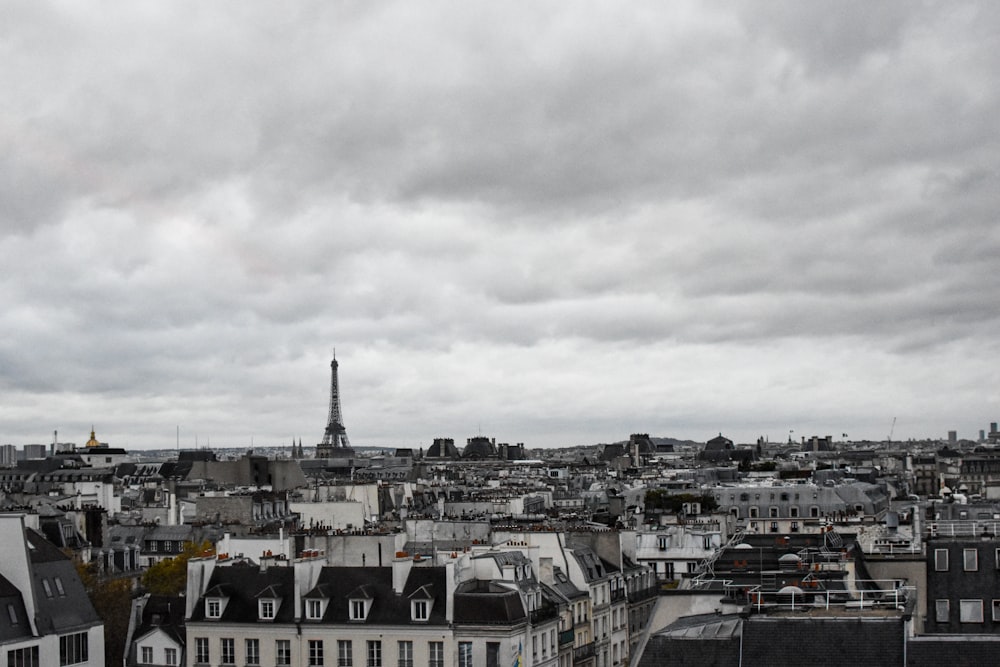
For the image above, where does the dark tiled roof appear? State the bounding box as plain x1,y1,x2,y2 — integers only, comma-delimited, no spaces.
453,580,525,625
189,563,295,624
908,635,1000,667
0,574,31,643
132,595,186,647
309,566,448,626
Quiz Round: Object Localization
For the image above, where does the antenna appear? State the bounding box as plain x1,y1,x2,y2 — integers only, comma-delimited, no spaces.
888,417,897,443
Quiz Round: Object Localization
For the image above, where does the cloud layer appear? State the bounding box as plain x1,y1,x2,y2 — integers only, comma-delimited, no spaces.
2,1,999,448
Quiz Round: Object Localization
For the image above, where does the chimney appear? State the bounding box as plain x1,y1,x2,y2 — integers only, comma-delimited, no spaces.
392,553,413,595
445,558,456,622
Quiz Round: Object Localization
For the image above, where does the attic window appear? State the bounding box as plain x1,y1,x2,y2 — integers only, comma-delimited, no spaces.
42,579,53,598
53,577,65,596
7,604,17,625
350,599,370,621
412,600,429,621
206,598,222,619
259,599,276,621
306,598,326,620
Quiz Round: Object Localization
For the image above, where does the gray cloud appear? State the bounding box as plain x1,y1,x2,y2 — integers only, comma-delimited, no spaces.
1,1,999,448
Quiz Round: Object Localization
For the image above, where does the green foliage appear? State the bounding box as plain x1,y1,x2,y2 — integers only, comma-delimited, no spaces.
142,540,213,596
75,561,133,667
644,490,719,513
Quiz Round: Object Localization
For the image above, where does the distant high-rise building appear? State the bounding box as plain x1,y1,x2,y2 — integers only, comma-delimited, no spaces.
0,444,16,467
23,444,47,460
316,353,354,458
948,430,957,444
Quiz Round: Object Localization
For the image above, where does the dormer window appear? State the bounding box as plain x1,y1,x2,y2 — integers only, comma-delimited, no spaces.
204,585,231,620
303,584,330,622
408,584,434,622
307,598,326,620
348,585,374,622
350,599,368,620
256,585,283,622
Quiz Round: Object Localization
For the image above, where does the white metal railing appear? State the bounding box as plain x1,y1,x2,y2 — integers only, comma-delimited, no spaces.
927,520,1000,537
737,580,915,613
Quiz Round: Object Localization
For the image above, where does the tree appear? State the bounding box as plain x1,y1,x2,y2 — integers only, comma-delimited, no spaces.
142,540,214,596
75,561,133,667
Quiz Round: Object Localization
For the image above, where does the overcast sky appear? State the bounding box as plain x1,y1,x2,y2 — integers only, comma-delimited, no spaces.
2,1,999,450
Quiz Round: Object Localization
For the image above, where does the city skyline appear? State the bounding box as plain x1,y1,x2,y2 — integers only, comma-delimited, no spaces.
2,2,999,449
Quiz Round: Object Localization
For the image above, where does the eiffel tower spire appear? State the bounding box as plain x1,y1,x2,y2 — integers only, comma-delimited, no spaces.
317,353,354,458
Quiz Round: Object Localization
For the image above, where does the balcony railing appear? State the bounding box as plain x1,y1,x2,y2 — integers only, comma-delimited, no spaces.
559,629,575,647
629,585,659,602
927,520,1000,537
573,642,596,662
530,605,559,624
610,588,626,602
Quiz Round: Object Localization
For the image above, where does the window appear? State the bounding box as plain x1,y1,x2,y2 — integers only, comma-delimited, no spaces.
351,599,367,620
960,599,984,623
246,638,260,666
140,647,153,664
791,521,800,533
6,646,39,667
397,641,413,667
790,507,799,518
196,637,210,664
934,548,949,571
769,521,779,533
964,548,979,571
338,640,353,667
307,599,323,619
412,599,428,621
428,641,444,667
309,639,325,666
54,577,66,596
749,506,759,518
769,507,779,518
207,598,221,618
42,579,53,598
656,535,668,550
276,640,291,666
366,640,382,667
458,642,473,667
810,506,820,518
7,603,17,625
259,599,276,620
165,648,178,666
486,642,500,667
993,600,1000,622
221,638,235,665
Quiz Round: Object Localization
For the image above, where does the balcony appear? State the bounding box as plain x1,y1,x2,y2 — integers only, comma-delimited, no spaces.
610,588,626,602
629,586,659,602
559,629,575,647
574,642,596,662
530,604,559,624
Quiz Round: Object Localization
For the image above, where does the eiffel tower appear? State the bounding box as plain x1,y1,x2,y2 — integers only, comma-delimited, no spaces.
316,352,354,458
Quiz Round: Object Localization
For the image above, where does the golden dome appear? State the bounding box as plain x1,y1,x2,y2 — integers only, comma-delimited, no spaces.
85,427,100,448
